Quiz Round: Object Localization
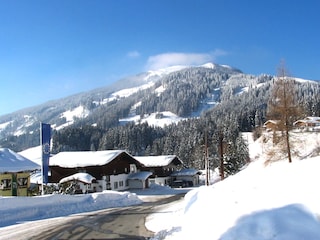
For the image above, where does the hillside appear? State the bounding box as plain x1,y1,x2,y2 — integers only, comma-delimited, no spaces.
0,63,320,167
0,63,243,138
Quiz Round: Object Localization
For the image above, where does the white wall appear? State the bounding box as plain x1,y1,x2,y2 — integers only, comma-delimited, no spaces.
110,174,129,191
149,177,170,186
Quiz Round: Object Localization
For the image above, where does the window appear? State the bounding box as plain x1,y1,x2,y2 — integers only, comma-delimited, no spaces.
0,179,12,190
119,181,124,187
114,181,118,189
130,164,137,173
150,179,155,185
17,178,28,187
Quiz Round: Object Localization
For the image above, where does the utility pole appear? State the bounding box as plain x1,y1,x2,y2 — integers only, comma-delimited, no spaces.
219,131,224,181
204,130,210,186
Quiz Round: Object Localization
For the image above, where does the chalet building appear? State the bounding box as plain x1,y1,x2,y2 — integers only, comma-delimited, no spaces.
49,150,145,192
0,148,40,196
134,155,183,186
263,120,281,131
293,117,320,129
264,117,320,132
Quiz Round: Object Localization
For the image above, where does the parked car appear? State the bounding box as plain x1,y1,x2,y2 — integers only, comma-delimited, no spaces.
171,180,189,188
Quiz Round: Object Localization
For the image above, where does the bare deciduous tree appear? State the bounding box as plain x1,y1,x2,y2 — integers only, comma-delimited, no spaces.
267,61,303,163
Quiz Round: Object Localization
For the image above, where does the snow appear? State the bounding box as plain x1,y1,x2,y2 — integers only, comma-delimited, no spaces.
49,150,125,168
171,168,200,176
111,82,155,99
128,171,153,181
61,106,89,122
94,82,155,106
0,191,143,228
54,105,89,130
59,172,96,184
146,65,189,79
155,85,166,95
294,77,317,83
0,121,13,133
120,111,186,128
2,131,320,240
201,62,216,69
240,82,267,93
19,146,42,166
134,155,180,167
0,148,40,173
147,131,320,240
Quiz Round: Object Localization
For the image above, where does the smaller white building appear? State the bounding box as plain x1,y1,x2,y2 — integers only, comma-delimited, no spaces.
171,168,201,187
134,155,183,186
127,171,153,189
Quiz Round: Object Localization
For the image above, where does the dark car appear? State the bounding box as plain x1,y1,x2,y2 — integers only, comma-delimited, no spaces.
171,180,189,188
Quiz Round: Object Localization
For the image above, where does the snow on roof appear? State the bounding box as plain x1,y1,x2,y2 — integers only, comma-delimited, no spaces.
49,150,126,168
0,148,40,173
293,117,320,126
263,120,280,125
19,145,42,165
171,168,201,176
59,172,96,184
305,116,320,121
127,171,152,181
30,171,42,184
134,155,182,167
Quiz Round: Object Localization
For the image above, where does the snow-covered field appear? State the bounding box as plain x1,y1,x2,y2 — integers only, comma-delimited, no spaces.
1,131,320,240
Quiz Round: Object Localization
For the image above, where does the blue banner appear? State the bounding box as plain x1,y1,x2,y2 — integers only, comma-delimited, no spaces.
41,123,51,184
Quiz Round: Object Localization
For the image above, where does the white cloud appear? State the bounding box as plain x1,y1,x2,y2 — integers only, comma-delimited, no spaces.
127,50,141,58
145,50,228,70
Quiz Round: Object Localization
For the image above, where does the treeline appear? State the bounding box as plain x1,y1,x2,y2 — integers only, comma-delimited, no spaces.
52,117,249,177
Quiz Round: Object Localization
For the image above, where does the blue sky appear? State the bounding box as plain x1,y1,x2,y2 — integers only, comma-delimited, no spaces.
1,0,320,116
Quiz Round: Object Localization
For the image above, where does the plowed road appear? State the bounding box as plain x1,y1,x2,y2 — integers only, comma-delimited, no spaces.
0,194,185,240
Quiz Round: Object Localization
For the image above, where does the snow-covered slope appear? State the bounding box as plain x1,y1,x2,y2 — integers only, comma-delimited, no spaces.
148,131,320,239
120,111,185,128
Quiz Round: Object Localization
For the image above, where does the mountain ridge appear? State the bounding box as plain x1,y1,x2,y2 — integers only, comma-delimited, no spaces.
1,62,319,154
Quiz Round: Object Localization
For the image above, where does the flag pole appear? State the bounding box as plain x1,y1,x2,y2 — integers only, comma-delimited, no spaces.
40,122,51,195
40,122,44,195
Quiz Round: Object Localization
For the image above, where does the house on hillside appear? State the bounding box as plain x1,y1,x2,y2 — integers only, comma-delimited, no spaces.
263,120,281,131
293,117,320,130
49,150,146,192
0,148,40,196
134,155,183,186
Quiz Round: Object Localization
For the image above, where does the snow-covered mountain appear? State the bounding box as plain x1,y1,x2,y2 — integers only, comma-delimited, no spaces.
0,63,240,135
0,62,319,152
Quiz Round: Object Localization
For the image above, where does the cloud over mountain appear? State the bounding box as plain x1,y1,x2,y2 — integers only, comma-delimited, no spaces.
145,50,228,70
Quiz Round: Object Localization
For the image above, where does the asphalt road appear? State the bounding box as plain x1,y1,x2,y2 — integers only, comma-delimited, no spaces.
0,193,185,240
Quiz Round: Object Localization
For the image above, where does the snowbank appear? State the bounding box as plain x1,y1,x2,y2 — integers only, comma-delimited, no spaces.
0,191,141,227
150,132,320,239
